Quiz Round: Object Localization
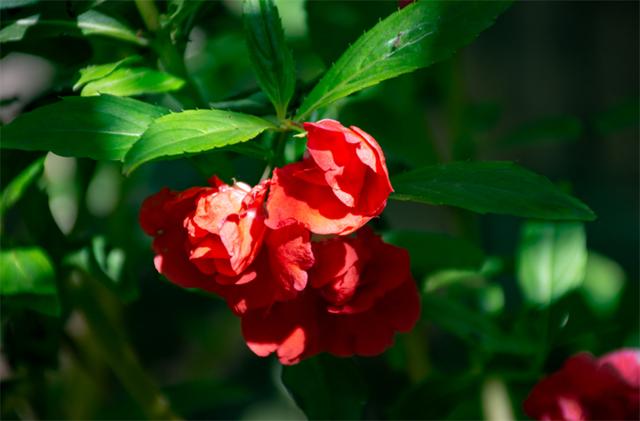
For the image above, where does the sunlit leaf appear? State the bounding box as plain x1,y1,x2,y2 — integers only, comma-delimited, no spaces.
0,247,59,316
0,0,38,10
64,237,137,301
123,109,276,174
74,56,143,90
80,67,185,97
580,251,625,317
243,0,296,118
517,221,587,306
391,161,596,221
296,0,511,119
0,10,148,46
1,156,45,218
0,96,169,161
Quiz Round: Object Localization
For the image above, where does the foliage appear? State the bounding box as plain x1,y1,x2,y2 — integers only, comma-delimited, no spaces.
0,0,636,419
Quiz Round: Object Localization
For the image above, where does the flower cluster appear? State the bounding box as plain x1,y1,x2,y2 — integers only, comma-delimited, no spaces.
524,349,640,420
139,119,420,365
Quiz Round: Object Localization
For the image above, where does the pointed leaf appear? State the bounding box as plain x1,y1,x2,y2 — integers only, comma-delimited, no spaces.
123,109,276,174
1,156,45,218
0,96,169,161
243,0,295,118
64,236,137,302
0,0,38,10
517,221,587,306
296,0,511,120
0,247,60,316
391,161,595,221
74,56,143,90
0,10,148,46
77,10,146,44
80,67,185,97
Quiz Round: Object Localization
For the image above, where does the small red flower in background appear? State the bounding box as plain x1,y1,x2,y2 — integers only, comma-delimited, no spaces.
241,229,420,365
266,119,393,235
523,349,640,420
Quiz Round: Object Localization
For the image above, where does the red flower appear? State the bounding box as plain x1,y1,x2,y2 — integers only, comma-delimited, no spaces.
139,176,268,289
266,119,393,235
184,177,267,277
213,223,315,315
524,349,640,420
240,229,420,365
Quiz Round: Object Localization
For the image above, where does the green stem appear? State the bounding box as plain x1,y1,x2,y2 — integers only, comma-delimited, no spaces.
134,0,161,33
135,0,206,108
260,131,288,181
66,271,180,420
402,327,430,383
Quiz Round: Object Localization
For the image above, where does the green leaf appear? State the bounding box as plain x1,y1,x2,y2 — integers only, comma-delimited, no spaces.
0,11,148,46
382,230,484,278
74,56,143,90
0,14,39,43
64,237,137,302
424,269,485,292
580,251,625,317
391,161,596,221
0,156,45,218
0,0,38,9
80,67,185,97
123,109,276,174
498,116,582,147
517,221,587,307
243,0,296,118
1,96,169,161
295,0,511,120
282,355,367,420
0,247,60,316
77,10,146,45
0,248,56,295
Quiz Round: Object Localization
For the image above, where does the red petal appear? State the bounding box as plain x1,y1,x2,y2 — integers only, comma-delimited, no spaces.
266,162,371,235
266,223,314,293
598,349,640,388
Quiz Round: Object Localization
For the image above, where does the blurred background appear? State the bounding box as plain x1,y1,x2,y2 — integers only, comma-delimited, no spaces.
1,0,638,419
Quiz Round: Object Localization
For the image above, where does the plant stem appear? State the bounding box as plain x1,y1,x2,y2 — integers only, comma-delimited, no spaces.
134,0,161,33
261,131,288,180
134,0,206,108
135,0,160,32
66,271,180,420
